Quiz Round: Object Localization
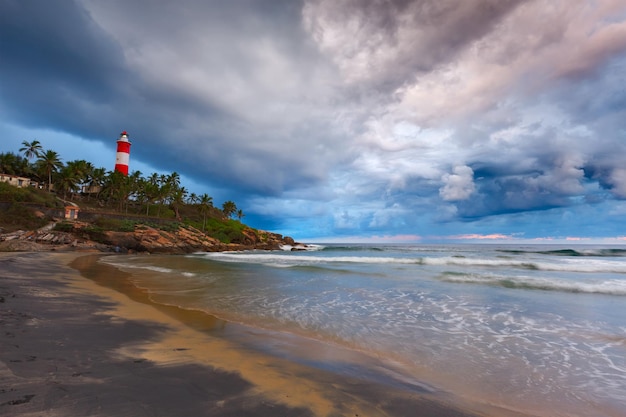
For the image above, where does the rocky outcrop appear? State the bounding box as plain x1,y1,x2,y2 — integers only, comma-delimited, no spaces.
100,225,222,254
96,225,296,253
0,227,104,252
0,222,299,254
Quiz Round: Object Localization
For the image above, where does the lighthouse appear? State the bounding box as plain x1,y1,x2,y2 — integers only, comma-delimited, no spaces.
114,131,132,175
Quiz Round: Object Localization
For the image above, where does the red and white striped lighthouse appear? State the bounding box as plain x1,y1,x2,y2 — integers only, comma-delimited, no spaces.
114,131,132,175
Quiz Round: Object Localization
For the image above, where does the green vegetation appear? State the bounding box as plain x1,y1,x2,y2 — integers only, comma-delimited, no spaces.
0,181,60,206
0,182,62,232
0,141,252,243
0,202,50,231
202,218,246,244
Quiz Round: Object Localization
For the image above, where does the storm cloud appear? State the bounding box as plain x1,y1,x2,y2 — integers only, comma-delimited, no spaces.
1,0,626,241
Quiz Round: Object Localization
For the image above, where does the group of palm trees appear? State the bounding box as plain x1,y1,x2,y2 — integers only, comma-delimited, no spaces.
1,140,243,224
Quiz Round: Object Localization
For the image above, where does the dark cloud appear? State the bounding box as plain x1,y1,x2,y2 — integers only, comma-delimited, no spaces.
0,1,124,87
0,0,129,131
0,0,344,195
1,0,626,240
456,175,573,219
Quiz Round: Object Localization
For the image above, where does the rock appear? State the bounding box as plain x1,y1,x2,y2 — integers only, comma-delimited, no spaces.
0,220,300,254
291,246,308,251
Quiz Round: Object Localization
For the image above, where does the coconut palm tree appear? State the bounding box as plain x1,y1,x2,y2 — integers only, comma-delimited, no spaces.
101,170,129,211
198,193,213,231
236,209,245,221
222,200,237,219
0,152,17,174
19,140,42,160
187,192,199,205
167,171,181,190
169,186,188,220
0,152,30,176
37,150,63,191
65,160,94,198
55,165,80,200
155,174,170,217
86,167,107,201
124,170,143,213
140,176,160,216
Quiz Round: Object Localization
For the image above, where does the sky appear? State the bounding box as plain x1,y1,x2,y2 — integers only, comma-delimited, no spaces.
1,0,626,243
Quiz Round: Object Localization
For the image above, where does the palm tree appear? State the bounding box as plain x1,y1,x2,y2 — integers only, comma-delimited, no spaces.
187,192,199,205
147,172,160,188
167,172,181,190
55,166,80,200
222,200,237,219
152,171,183,217
141,179,159,216
198,193,213,231
0,152,17,174
86,167,107,201
37,150,63,191
19,140,42,160
101,170,129,211
169,186,188,220
125,171,143,213
138,172,159,215
0,152,30,176
236,209,245,221
155,174,170,217
65,160,94,198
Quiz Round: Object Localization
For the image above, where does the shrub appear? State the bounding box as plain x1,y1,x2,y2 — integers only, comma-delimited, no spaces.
204,218,246,243
93,218,135,232
53,221,74,232
0,182,60,207
0,202,50,232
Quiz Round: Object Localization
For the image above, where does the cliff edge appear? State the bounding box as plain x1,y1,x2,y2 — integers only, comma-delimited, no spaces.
0,221,301,254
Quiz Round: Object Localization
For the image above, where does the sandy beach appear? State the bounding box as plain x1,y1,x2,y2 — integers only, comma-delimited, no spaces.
0,252,510,417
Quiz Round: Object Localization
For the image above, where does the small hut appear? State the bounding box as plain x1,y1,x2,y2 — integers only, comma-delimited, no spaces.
64,206,80,220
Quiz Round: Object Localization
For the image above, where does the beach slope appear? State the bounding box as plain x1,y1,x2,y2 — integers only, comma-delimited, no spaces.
0,252,486,417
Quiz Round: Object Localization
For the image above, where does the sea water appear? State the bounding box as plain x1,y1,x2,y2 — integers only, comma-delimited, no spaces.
101,244,626,416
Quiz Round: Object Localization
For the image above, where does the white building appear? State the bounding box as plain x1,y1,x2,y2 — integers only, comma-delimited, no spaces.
0,174,34,188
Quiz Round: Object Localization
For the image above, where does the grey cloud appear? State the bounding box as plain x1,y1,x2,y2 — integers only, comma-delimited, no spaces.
2,0,626,239
303,0,525,91
1,0,349,196
0,0,130,132
439,165,475,201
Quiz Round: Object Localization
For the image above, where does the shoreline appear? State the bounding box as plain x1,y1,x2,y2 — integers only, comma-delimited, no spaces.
0,252,522,416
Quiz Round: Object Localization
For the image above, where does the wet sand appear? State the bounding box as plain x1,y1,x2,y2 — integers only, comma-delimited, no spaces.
0,252,516,416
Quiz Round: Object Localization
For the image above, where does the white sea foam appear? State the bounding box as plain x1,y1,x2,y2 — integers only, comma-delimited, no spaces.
102,259,169,272
199,251,626,274
201,252,419,265
423,256,626,273
440,273,626,295
108,246,626,416
279,244,325,251
102,259,183,275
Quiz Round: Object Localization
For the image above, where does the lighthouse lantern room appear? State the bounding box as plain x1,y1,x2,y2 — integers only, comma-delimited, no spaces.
114,131,132,175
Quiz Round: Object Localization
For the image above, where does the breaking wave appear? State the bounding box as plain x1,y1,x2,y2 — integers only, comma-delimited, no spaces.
439,272,626,295
498,248,626,257
198,252,626,273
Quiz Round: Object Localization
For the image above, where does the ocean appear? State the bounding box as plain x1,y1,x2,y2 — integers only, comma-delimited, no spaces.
101,244,626,417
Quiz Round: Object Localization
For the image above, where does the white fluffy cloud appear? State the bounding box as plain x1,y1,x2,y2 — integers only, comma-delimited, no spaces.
440,166,476,201
3,0,626,239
